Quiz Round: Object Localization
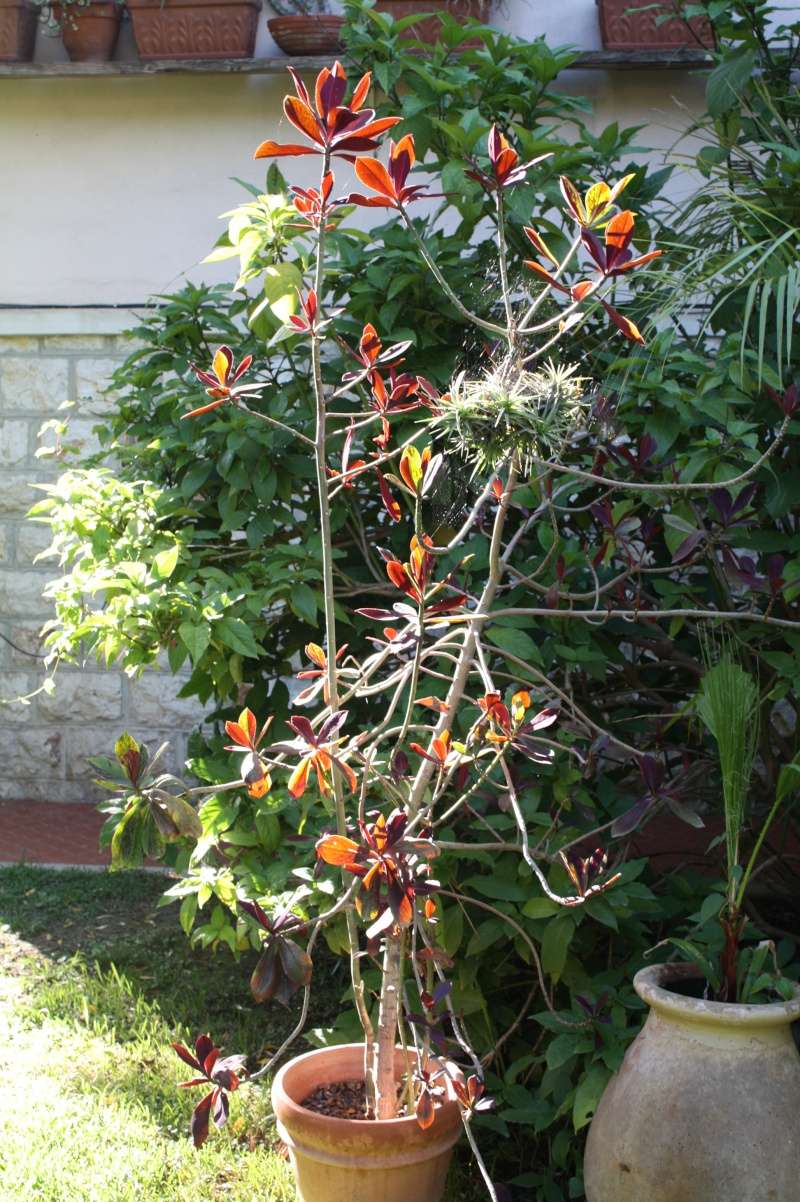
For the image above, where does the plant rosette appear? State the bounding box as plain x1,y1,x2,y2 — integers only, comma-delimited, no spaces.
584,962,800,1202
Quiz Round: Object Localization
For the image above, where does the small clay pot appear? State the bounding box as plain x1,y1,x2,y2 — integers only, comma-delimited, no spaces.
54,0,121,61
267,13,343,55
272,1043,463,1202
596,0,714,50
374,0,490,46
127,0,259,60
0,0,37,61
584,962,800,1202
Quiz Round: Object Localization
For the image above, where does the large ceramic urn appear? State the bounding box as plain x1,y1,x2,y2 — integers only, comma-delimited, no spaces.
584,962,800,1202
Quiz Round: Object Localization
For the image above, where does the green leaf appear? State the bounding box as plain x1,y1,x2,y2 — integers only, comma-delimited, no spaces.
289,583,318,625
541,914,574,981
706,50,756,117
152,544,180,580
487,625,542,668
217,616,263,658
572,1064,610,1131
178,621,211,663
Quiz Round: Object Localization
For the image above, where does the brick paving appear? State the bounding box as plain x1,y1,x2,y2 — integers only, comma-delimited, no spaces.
0,800,108,866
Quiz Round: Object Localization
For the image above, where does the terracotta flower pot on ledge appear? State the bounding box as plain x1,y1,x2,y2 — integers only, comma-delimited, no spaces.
53,1,121,61
128,0,259,60
597,0,714,50
583,962,800,1202
272,1043,463,1202
0,0,37,61
375,0,490,46
267,13,343,55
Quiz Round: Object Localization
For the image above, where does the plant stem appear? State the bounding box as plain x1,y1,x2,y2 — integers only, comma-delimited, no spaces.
374,931,404,1119
309,146,375,1110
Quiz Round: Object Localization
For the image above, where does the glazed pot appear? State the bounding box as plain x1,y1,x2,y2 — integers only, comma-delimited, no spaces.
0,0,37,61
267,14,343,55
374,0,490,46
127,0,259,60
597,0,713,50
584,962,800,1202
54,0,121,61
272,1043,463,1202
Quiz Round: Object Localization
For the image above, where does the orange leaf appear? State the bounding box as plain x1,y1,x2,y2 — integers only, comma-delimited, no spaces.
350,70,372,111
355,156,397,201
316,833,359,866
253,141,317,159
284,96,322,144
305,643,327,669
288,758,312,799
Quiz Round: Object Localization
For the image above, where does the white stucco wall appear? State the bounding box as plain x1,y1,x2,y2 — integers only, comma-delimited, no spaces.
0,0,715,309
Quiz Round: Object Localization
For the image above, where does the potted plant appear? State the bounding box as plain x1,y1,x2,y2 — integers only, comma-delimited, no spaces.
267,0,344,55
36,0,123,61
596,0,714,51
372,0,491,45
584,650,800,1202
95,59,668,1201
127,0,259,60
0,0,37,62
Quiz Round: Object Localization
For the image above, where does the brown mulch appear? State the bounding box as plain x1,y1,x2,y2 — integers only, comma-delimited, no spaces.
301,1078,371,1120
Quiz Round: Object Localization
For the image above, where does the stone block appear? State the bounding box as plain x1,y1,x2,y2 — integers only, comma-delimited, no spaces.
14,521,53,564
48,336,115,353
0,777,99,803
0,569,54,619
128,672,204,727
0,474,44,518
37,672,123,723
4,622,47,668
0,419,30,467
0,726,63,779
0,671,43,721
75,358,124,416
0,337,40,353
0,358,70,415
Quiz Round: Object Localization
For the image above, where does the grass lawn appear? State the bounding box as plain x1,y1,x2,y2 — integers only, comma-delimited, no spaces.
0,865,479,1202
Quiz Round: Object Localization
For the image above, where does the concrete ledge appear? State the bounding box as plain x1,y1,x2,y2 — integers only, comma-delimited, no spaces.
0,308,153,337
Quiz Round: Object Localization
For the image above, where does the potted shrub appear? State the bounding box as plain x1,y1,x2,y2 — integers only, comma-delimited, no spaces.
0,0,37,61
127,0,259,60
267,0,344,55
584,651,800,1201
37,0,123,61
94,59,667,1201
596,0,714,50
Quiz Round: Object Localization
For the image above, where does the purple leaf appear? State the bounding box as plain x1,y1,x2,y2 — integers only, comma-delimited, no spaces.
611,793,655,837
190,1091,213,1148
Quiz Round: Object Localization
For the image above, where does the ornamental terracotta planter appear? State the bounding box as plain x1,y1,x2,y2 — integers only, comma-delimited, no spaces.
267,14,343,56
53,0,121,60
272,1043,463,1202
583,962,800,1202
128,0,259,60
0,0,37,61
374,0,490,46
597,0,714,50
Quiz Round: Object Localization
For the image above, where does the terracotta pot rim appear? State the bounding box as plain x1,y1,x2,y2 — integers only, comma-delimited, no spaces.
273,1042,462,1137
267,12,344,23
635,962,800,1027
127,0,259,8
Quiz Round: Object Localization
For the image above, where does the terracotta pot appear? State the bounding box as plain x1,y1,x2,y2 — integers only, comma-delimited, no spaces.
597,0,713,50
127,0,259,60
267,13,343,55
272,1043,463,1202
53,0,121,61
0,0,37,61
584,962,800,1202
374,0,490,46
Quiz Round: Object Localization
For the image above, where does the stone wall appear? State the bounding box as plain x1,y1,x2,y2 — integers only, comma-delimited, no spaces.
0,315,204,803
